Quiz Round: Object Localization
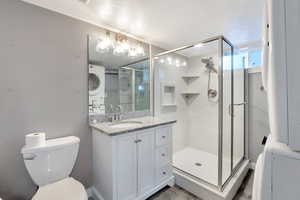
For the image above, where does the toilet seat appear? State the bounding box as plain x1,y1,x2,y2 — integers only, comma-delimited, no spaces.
32,177,88,200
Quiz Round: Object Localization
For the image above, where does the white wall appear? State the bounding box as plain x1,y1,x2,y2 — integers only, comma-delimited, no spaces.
0,1,98,198
153,54,189,153
248,72,269,162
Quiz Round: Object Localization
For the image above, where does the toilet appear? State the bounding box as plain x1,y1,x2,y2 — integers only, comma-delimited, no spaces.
21,136,88,200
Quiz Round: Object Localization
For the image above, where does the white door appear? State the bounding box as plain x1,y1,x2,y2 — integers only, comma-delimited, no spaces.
137,129,155,194
115,132,138,200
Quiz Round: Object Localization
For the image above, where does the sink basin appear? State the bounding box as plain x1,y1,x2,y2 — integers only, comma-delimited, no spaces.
108,121,143,129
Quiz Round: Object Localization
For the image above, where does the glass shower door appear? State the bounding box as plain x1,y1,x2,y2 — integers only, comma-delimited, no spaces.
220,37,245,188
232,55,245,169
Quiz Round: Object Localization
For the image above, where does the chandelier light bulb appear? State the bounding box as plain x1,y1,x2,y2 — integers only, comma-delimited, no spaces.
135,45,145,56
95,33,147,59
113,41,125,55
120,41,130,52
128,47,138,57
96,33,113,53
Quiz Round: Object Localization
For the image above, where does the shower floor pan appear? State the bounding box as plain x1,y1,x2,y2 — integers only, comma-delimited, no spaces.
173,147,249,200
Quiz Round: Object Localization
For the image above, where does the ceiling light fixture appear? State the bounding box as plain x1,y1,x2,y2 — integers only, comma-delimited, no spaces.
96,31,114,52
113,34,130,55
113,41,125,55
78,0,90,4
135,43,145,56
128,46,138,57
95,32,146,58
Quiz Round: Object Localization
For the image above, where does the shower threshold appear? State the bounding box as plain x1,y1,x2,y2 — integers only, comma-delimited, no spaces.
173,147,249,200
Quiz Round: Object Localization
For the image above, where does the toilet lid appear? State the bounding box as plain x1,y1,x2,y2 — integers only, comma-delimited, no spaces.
32,178,88,200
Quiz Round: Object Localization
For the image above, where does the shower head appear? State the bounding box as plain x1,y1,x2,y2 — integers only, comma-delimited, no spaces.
201,57,212,65
201,57,217,73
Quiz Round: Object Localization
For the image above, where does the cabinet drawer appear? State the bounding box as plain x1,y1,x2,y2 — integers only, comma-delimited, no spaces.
156,127,170,146
156,146,171,167
156,165,172,183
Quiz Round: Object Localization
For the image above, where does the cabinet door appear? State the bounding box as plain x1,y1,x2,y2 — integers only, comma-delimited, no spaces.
115,133,138,200
137,129,156,194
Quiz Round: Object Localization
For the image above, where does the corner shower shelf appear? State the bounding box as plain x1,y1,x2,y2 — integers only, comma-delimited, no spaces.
161,103,177,107
182,75,200,79
182,75,200,84
181,92,200,98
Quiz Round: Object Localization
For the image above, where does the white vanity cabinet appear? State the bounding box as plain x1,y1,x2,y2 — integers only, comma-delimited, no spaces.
92,124,174,200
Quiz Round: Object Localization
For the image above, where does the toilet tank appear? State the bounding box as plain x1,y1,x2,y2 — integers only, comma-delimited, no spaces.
21,136,80,186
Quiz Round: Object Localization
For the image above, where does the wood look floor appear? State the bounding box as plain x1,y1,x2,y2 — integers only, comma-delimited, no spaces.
89,170,254,200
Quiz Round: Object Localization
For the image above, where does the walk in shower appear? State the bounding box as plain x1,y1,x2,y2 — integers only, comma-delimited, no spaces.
153,36,248,197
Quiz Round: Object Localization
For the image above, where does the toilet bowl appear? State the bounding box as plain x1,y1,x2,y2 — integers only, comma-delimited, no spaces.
32,177,87,200
21,136,88,200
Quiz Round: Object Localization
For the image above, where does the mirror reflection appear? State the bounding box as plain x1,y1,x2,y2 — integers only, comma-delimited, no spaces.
88,33,150,118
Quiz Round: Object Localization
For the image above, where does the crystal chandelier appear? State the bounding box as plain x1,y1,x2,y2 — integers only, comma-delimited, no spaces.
95,31,114,53
95,31,146,58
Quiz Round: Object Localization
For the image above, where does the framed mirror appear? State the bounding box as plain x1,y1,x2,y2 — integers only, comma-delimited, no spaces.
88,32,151,120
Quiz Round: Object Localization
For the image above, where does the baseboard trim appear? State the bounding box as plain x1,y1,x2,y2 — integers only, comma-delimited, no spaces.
86,187,93,198
90,186,105,200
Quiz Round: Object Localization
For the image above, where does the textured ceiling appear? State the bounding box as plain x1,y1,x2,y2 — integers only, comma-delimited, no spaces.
21,0,263,50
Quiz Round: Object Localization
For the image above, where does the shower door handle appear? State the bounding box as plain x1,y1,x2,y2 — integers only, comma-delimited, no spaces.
228,102,247,117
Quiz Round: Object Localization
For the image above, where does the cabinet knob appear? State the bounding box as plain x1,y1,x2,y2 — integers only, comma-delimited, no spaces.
134,139,142,143
162,136,166,139
161,153,166,157
162,171,166,175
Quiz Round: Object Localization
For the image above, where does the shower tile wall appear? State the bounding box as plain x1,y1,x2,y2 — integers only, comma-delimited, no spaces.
154,53,189,153
186,54,245,166
154,51,231,158
186,55,219,155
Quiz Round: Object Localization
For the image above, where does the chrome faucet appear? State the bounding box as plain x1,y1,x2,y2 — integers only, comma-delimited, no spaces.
105,104,115,122
115,105,123,121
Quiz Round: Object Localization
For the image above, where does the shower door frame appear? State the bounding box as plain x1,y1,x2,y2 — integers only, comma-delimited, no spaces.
218,37,246,191
152,35,246,191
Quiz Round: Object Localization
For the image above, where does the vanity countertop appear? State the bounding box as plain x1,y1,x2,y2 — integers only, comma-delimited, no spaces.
90,116,176,135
